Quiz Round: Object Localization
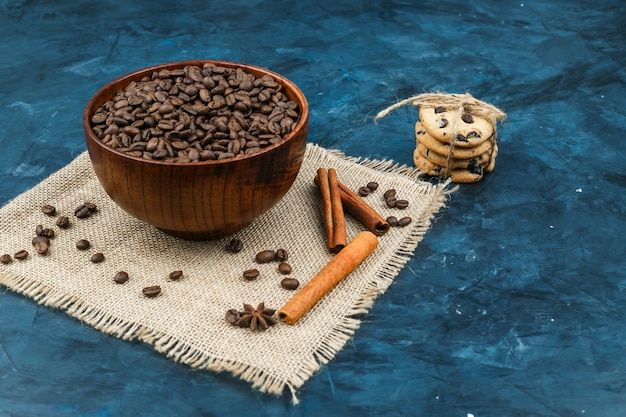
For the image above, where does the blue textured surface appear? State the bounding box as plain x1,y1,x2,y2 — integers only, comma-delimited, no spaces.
1,1,625,416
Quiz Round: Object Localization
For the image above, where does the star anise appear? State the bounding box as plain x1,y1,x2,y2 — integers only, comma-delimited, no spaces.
226,302,276,332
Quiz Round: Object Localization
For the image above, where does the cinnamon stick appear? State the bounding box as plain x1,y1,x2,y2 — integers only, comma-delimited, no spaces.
278,231,378,325
317,168,334,252
328,168,347,252
314,174,390,236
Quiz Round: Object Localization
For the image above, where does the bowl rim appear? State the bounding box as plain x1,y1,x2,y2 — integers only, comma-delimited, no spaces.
83,59,309,166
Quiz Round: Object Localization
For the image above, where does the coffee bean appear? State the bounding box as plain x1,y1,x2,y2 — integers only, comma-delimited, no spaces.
243,268,260,281
358,186,371,197
255,250,276,264
366,182,379,191
14,250,28,260
114,271,129,284
395,199,409,209
274,249,288,262
90,64,301,163
142,285,161,298
397,217,412,227
34,241,49,255
41,228,55,239
35,224,44,236
90,252,105,263
386,197,397,208
76,239,91,250
56,216,70,229
41,204,56,216
383,189,396,200
74,205,91,219
169,270,183,281
225,309,240,325
32,235,50,246
227,238,243,253
386,216,398,227
280,278,300,290
277,262,292,275
1,254,12,264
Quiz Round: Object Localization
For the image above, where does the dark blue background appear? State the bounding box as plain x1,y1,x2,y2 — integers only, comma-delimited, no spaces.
1,1,624,416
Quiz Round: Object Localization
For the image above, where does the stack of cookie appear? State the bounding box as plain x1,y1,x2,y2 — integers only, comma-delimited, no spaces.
375,93,506,184
412,105,499,183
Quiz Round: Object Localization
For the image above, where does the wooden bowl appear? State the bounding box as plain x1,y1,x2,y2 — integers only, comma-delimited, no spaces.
83,60,308,240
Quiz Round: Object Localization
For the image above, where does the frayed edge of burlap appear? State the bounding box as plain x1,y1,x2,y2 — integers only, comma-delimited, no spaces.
0,144,456,406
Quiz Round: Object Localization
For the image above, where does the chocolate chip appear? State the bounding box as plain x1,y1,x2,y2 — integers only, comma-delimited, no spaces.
434,106,445,114
462,113,474,123
468,160,483,175
438,118,449,128
456,134,468,142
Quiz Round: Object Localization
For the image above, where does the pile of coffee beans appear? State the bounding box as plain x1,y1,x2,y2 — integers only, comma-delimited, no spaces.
90,63,302,163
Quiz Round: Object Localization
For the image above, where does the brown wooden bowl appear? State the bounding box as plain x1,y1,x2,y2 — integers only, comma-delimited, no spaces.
83,60,308,240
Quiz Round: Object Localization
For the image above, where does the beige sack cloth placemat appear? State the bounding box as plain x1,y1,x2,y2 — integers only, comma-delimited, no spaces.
0,143,452,403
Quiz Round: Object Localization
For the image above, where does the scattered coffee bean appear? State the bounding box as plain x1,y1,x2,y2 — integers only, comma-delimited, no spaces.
386,216,398,227
34,241,49,255
225,309,241,325
395,199,409,209
255,250,276,264
142,285,161,298
227,238,243,253
14,250,28,260
243,268,260,281
383,189,396,200
274,249,288,262
358,186,371,197
397,217,412,227
280,277,300,290
169,270,183,281
76,239,91,250
32,236,50,246
367,181,379,191
278,262,292,275
41,228,55,239
41,204,56,216
385,197,397,208
35,224,44,236
114,271,130,284
90,252,105,263
56,216,70,229
0,254,12,264
75,202,97,219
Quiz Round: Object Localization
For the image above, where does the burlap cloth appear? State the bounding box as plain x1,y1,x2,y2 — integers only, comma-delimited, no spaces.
0,143,452,403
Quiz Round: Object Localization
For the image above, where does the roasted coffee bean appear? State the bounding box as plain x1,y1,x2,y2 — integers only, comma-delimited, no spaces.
90,252,105,263
278,262,292,275
395,199,409,209
366,182,379,191
74,204,91,219
255,250,276,264
56,216,70,229
76,239,91,250
225,309,241,325
358,186,371,197
169,270,183,281
383,189,396,200
397,217,412,227
90,64,301,163
274,249,288,262
227,238,243,253
41,228,55,239
32,235,50,246
114,271,130,284
14,250,28,260
385,197,397,208
386,216,398,227
1,254,13,264
142,285,161,298
41,204,56,216
34,241,49,255
35,224,44,236
243,268,260,281
280,277,300,290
